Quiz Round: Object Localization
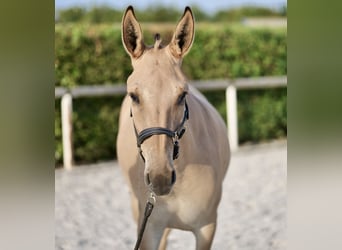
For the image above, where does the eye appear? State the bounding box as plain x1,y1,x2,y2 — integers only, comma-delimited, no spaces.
177,91,187,105
129,93,140,104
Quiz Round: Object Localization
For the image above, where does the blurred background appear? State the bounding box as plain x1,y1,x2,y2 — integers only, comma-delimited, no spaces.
55,0,287,166
4,1,342,250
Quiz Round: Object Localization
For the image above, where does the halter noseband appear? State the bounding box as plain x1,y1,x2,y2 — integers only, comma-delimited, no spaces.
130,101,189,162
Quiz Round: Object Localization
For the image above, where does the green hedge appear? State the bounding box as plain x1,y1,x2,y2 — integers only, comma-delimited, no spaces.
55,24,286,165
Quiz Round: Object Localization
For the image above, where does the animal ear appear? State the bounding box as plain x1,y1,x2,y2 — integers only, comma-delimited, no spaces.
122,6,145,58
169,7,195,58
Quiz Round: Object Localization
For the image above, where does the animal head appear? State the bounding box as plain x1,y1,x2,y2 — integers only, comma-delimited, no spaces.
122,6,195,196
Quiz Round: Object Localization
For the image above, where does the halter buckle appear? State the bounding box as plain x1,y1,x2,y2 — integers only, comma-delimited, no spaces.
173,140,179,160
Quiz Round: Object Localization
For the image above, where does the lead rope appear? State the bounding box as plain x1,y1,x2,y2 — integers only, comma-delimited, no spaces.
134,193,156,250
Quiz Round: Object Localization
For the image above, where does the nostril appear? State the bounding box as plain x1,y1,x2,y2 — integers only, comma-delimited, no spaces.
171,170,176,185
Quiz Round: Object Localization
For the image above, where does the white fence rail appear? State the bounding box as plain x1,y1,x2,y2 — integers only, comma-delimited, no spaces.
56,76,287,169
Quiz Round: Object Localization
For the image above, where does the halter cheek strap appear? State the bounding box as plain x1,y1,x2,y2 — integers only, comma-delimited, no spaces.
131,101,189,162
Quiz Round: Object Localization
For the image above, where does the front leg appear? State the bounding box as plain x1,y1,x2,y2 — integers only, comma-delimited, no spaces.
194,222,217,250
137,220,165,250
136,201,165,250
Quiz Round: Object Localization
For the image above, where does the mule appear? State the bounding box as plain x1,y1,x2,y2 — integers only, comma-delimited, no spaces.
117,6,230,250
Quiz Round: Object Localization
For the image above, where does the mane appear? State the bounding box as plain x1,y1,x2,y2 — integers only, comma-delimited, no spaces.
153,33,163,49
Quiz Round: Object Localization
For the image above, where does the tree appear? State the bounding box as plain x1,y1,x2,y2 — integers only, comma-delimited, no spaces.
57,7,85,23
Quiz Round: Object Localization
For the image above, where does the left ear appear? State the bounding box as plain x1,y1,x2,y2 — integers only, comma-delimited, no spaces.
168,7,195,58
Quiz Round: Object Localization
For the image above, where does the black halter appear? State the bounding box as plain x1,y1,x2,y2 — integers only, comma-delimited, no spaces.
130,101,189,162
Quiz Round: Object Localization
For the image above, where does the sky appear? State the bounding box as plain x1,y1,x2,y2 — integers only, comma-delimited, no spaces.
55,0,286,14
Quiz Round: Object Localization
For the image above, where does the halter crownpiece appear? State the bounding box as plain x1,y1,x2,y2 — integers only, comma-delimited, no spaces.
131,101,189,162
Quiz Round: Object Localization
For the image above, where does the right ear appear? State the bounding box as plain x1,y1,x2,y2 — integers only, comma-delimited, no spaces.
122,6,145,58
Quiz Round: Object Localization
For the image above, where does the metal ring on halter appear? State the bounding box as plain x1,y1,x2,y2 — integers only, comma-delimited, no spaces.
148,192,156,204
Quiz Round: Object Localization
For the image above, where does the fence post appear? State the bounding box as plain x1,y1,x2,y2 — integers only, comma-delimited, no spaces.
226,85,238,151
61,93,74,169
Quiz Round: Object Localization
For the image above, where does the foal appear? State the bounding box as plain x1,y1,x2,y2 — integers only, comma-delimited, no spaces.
117,6,230,250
